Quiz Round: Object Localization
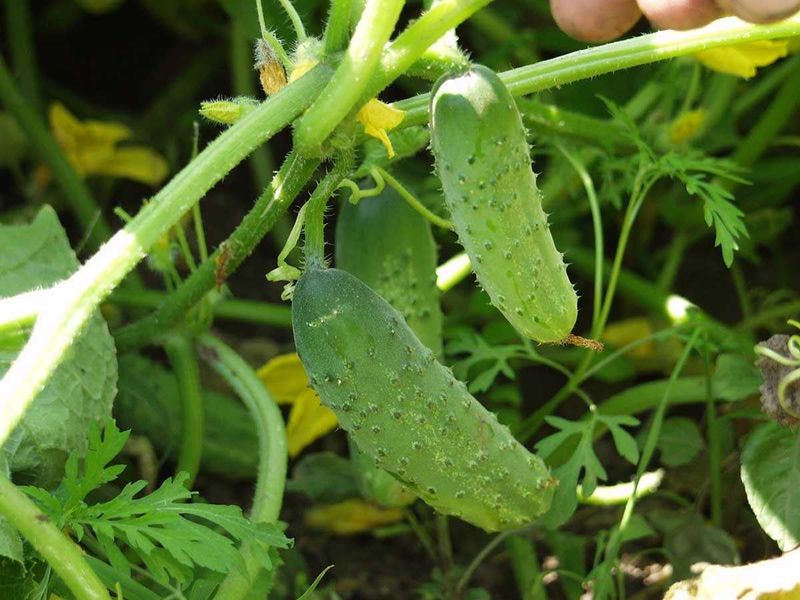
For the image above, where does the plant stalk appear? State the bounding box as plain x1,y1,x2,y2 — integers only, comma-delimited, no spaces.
164,334,205,488
197,335,287,600
0,70,330,447
0,474,110,600
294,0,405,155
394,14,800,126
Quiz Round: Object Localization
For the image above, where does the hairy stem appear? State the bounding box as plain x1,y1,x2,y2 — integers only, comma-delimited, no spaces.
304,153,355,268
395,15,800,126
324,0,354,54
108,288,292,327
114,151,319,351
0,474,110,600
365,0,492,99
294,0,405,155
197,335,287,599
164,334,205,488
0,70,329,446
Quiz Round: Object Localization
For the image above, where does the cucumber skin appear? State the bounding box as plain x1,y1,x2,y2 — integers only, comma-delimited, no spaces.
336,188,443,357
292,267,555,531
336,189,442,506
430,64,577,343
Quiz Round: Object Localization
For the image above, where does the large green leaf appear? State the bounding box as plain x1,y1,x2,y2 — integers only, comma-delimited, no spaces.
0,207,117,488
741,422,800,551
114,353,259,479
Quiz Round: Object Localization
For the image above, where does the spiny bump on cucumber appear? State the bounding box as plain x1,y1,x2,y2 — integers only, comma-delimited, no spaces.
430,64,578,343
292,267,556,531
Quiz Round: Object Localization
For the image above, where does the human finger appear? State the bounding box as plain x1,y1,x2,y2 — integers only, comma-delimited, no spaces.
717,0,800,23
550,0,642,42
637,0,722,30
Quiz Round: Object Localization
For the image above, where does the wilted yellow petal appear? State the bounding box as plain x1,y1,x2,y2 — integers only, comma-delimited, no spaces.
47,102,168,183
99,147,168,185
602,317,655,359
306,499,405,535
356,99,405,159
286,389,338,457
695,40,789,79
82,119,131,146
668,109,706,145
257,352,309,404
49,102,84,148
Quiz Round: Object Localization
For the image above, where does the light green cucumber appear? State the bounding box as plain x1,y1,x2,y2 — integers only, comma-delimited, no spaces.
336,188,443,506
430,64,578,343
292,267,556,531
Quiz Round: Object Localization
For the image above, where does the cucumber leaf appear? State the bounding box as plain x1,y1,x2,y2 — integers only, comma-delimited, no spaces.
741,422,800,551
0,207,116,488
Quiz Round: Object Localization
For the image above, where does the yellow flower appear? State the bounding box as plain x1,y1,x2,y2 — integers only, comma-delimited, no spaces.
285,389,339,458
356,99,405,158
257,352,312,404
694,40,789,79
668,109,706,145
47,102,168,185
258,352,338,457
305,499,405,535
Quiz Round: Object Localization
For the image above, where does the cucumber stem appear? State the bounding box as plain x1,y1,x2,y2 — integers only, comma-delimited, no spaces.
197,335,287,599
256,0,293,68
375,167,453,230
0,474,110,600
394,15,800,127
114,149,321,351
294,0,405,156
0,72,328,445
324,0,353,53
164,334,205,489
304,152,356,268
108,288,292,327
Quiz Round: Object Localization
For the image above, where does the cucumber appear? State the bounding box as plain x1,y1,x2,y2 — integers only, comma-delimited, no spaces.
336,188,442,506
292,267,555,531
336,188,443,358
430,64,578,343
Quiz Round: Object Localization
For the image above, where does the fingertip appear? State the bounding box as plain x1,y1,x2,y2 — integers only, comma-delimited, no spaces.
638,0,722,30
725,0,800,23
550,0,642,42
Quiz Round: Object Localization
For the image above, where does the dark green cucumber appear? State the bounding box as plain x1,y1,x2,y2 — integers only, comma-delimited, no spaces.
430,64,578,343
292,267,555,531
336,188,442,506
336,188,443,361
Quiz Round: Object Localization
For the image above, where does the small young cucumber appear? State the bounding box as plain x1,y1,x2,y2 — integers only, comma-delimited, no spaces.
292,267,555,531
430,64,578,343
337,189,443,506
